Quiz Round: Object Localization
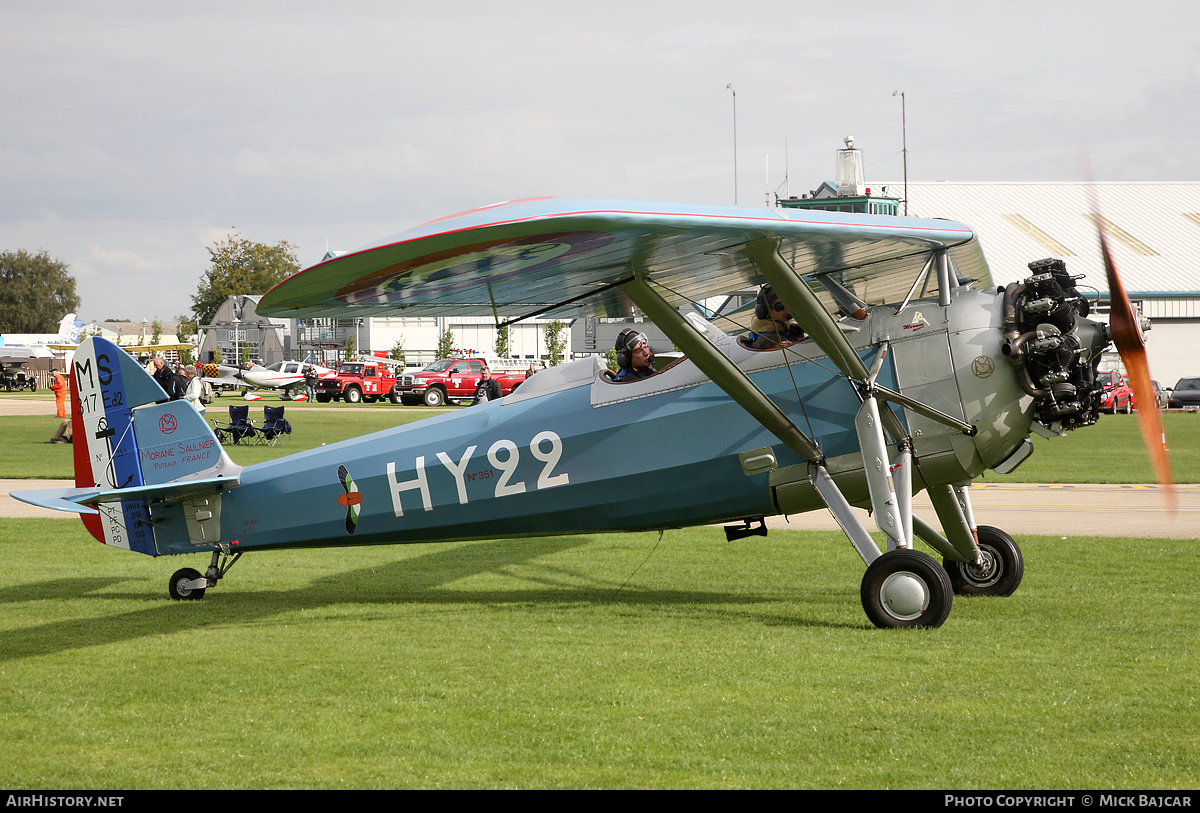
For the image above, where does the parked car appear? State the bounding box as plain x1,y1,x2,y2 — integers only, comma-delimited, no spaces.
1167,377,1200,409
1096,370,1133,414
1129,378,1167,412
1152,380,1168,409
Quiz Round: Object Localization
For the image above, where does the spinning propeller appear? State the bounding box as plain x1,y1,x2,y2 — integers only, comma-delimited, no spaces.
1092,200,1175,511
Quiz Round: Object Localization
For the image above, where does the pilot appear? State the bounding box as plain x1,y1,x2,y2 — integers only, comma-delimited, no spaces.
613,329,657,381
746,283,806,350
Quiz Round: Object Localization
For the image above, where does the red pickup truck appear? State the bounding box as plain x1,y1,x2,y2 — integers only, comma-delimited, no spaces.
393,356,539,406
314,361,398,404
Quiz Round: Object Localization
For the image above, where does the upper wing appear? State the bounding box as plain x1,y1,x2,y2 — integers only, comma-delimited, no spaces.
257,197,989,321
121,342,196,354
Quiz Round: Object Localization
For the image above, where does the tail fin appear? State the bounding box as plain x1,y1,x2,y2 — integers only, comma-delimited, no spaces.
59,313,81,343
70,337,238,554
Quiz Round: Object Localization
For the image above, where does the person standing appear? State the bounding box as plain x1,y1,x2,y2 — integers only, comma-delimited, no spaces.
47,369,72,444
471,366,503,405
183,366,205,415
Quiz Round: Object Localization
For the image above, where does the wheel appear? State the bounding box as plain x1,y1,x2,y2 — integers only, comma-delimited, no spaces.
423,387,445,407
1122,399,1132,414
345,387,362,404
389,391,402,404
315,393,331,403
169,567,206,601
943,525,1024,597
861,549,953,629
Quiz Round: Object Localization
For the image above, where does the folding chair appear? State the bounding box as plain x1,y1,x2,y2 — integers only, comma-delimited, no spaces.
259,405,292,446
212,404,258,445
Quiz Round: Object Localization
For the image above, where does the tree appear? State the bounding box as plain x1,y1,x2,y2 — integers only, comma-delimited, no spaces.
495,323,511,358
544,319,567,366
191,233,299,326
389,337,406,367
0,249,81,334
175,314,197,365
436,326,455,359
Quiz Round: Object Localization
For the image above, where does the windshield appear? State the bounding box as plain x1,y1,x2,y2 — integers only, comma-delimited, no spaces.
423,359,456,373
1176,378,1200,391
341,363,364,375
1097,371,1119,388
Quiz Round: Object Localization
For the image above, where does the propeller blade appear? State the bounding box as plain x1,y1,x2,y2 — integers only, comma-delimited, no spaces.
1094,211,1175,511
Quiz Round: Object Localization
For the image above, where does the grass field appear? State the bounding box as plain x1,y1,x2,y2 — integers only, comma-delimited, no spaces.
3,395,1197,788
1,519,1197,789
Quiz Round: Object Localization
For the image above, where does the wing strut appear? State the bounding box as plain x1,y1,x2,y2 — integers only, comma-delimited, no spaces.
619,275,823,464
741,239,910,444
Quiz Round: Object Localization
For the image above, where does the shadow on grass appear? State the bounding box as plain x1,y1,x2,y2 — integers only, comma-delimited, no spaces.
1,535,849,661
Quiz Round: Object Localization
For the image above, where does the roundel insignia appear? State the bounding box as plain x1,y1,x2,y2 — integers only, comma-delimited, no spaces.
336,464,361,534
971,356,995,378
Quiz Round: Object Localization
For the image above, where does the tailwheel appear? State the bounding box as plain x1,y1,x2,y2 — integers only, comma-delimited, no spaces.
861,548,953,629
166,546,242,601
943,525,1024,597
169,568,207,601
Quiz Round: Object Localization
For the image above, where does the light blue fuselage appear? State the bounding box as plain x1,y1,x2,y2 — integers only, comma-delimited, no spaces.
151,343,901,555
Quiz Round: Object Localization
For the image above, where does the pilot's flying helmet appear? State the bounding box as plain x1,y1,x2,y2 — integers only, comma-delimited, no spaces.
615,329,653,371
755,284,788,319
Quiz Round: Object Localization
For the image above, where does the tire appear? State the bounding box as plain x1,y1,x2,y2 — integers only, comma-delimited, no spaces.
423,387,446,407
861,548,953,629
943,525,1024,597
1122,399,1132,414
389,392,402,405
363,395,378,403
345,387,362,404
315,393,331,403
169,568,206,601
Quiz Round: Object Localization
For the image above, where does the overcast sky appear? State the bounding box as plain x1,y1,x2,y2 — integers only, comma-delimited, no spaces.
4,0,1199,324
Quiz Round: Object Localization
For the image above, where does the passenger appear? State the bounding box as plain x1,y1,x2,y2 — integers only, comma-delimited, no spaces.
470,365,502,405
613,329,656,381
746,284,806,350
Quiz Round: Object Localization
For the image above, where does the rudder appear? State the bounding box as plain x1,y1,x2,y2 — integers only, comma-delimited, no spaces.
71,338,234,554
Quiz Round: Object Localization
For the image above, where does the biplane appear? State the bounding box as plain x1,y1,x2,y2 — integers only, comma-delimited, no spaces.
13,197,1171,628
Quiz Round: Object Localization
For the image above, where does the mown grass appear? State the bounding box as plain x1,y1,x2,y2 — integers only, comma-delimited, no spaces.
0,519,1196,788
4,391,1198,483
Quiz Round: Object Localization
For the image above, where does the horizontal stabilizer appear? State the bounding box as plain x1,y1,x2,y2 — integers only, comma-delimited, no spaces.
10,487,102,515
11,476,240,515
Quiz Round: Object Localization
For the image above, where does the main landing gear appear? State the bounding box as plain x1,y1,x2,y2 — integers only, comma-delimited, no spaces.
860,548,954,629
168,545,243,601
942,525,1024,597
